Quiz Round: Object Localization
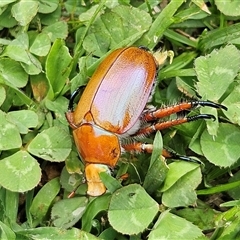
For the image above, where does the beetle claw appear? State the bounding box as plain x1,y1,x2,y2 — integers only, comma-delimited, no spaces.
177,155,202,164
163,148,202,164
187,114,216,122
192,100,228,111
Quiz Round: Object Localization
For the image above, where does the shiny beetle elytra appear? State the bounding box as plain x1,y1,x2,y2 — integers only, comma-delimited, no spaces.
66,46,226,196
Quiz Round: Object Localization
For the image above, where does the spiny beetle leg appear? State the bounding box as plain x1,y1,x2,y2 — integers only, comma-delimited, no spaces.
122,142,153,154
143,100,227,121
135,114,216,136
122,143,201,164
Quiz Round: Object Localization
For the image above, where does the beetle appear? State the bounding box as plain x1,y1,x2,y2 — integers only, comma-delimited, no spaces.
66,46,226,196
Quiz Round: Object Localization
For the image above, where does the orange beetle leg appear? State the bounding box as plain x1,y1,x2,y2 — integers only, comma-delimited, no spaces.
68,191,77,199
85,163,111,196
67,179,86,198
142,100,227,122
135,114,215,136
117,173,129,181
122,142,198,163
123,142,153,153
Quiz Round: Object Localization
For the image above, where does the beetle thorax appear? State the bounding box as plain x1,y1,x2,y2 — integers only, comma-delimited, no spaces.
73,123,121,167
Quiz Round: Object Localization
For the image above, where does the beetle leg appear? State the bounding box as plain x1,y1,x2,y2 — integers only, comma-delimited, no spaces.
142,100,227,121
68,86,85,112
66,86,85,129
123,142,152,153
122,142,199,163
135,113,215,135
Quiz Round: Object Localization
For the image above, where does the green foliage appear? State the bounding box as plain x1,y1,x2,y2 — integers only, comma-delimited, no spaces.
161,162,201,208
27,126,72,162
0,0,240,239
0,151,41,192
148,211,203,239
108,184,159,235
29,178,61,226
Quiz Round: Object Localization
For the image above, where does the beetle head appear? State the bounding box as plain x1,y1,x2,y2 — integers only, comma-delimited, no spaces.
85,163,110,196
